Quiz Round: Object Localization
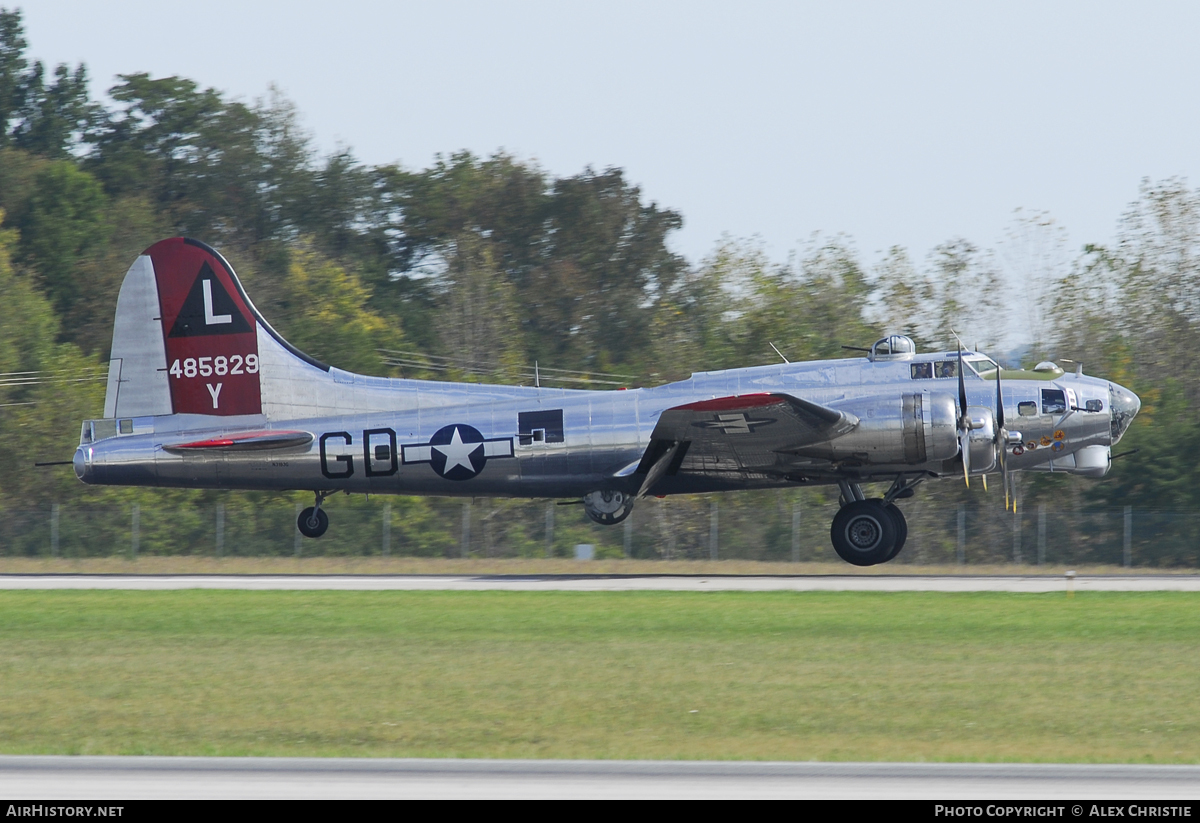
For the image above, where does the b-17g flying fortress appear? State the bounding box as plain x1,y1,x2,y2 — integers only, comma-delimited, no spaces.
75,237,1140,567
9,3,1200,800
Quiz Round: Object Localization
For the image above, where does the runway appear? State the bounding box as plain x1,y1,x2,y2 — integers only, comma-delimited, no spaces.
2,756,1199,799
1,574,1199,591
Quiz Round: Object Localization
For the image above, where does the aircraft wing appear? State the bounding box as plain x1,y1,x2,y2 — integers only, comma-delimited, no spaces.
634,392,858,495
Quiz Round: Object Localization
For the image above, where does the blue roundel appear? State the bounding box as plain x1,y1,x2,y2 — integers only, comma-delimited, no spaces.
428,424,487,481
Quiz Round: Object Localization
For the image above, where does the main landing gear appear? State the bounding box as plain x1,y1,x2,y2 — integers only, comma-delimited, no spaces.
829,477,919,566
297,491,331,538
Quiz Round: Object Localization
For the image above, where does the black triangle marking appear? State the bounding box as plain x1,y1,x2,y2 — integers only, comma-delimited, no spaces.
168,262,253,337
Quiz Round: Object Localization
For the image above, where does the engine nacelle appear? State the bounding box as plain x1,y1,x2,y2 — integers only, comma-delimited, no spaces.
793,392,958,466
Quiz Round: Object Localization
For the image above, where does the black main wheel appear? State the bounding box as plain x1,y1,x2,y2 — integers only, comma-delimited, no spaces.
830,499,898,566
297,506,329,538
881,502,907,562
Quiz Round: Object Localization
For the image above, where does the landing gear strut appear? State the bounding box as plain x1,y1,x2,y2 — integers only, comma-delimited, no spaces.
298,491,331,538
830,478,917,566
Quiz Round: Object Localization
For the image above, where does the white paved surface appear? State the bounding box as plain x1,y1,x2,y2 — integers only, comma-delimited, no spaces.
1,757,1199,800
1,574,1199,591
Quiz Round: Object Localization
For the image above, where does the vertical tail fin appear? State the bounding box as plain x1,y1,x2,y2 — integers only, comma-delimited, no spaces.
106,238,538,423
105,237,329,419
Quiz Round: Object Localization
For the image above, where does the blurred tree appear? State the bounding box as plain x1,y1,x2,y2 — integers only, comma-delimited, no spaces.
380,154,683,375
867,245,935,348
651,237,757,379
0,208,106,506
266,240,402,375
924,239,1006,350
433,233,524,381
0,9,93,159
12,61,93,159
530,167,684,371
0,7,26,149
996,208,1069,356
9,159,107,322
737,234,875,364
85,73,224,211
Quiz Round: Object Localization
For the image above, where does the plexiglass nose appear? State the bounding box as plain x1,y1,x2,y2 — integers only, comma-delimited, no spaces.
1109,383,1140,444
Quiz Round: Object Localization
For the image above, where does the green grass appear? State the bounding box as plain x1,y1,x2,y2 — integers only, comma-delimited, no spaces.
1,590,1198,762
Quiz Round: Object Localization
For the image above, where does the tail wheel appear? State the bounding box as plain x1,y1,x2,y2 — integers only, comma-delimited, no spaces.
297,506,329,538
830,499,897,566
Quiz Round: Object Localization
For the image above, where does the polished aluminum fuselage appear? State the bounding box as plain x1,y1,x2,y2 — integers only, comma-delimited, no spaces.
75,353,1129,498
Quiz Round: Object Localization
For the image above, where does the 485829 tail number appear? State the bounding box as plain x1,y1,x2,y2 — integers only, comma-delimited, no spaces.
169,354,259,379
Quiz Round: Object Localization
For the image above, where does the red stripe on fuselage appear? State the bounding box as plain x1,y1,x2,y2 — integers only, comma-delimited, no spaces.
169,431,310,450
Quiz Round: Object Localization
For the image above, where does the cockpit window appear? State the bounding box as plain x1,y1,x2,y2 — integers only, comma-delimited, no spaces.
964,356,998,376
910,362,933,379
930,356,997,378
934,360,959,378
1042,389,1067,415
1018,401,1037,416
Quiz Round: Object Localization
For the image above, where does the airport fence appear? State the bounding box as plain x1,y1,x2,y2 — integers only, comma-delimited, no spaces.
1,492,1197,566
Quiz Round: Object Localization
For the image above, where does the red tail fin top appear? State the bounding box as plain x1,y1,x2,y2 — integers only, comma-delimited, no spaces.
145,238,262,416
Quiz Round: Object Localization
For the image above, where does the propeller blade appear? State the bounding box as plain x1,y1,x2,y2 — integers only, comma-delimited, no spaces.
995,363,1008,510
995,363,1005,430
1002,436,1013,512
957,346,968,426
981,473,988,492
957,344,970,487
960,428,971,487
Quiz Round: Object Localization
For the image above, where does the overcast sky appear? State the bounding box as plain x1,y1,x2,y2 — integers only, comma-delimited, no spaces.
21,2,1200,272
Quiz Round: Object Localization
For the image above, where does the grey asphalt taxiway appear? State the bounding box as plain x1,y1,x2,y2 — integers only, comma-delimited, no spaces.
0,573,1198,591
2,757,1199,799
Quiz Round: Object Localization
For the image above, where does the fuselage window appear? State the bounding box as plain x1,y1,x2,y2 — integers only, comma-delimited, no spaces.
910,362,933,379
1041,389,1067,415
935,360,959,378
1017,401,1037,416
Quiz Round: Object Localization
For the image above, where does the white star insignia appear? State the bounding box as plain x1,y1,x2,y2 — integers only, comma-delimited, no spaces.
433,426,482,474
